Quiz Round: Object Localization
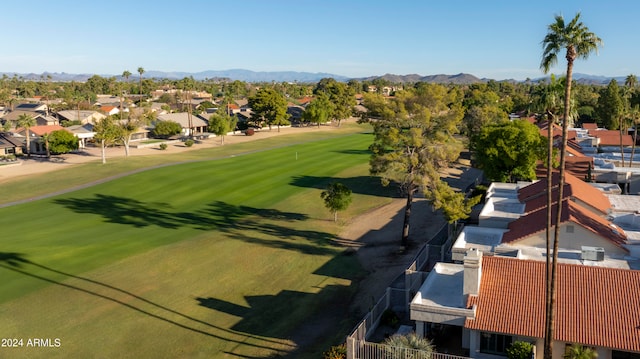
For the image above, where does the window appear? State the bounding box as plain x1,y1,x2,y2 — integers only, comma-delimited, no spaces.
612,351,640,359
480,332,512,355
566,225,575,233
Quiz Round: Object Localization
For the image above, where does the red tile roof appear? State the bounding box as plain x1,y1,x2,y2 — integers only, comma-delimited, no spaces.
582,122,598,130
501,199,626,249
465,256,640,352
594,130,634,146
518,172,610,215
535,157,594,182
22,125,67,136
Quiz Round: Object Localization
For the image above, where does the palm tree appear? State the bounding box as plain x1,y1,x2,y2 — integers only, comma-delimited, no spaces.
137,67,145,95
533,74,564,337
625,74,638,166
540,13,602,359
17,113,36,157
40,132,51,158
629,105,640,167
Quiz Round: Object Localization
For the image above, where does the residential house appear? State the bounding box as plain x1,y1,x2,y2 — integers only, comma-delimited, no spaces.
65,124,96,149
415,234,640,359
14,125,69,154
412,251,640,358
56,110,106,125
2,110,58,128
156,112,209,137
14,103,48,113
0,133,23,156
99,105,120,116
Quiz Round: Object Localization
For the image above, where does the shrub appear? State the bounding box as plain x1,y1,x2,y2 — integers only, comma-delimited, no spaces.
152,120,182,138
507,341,534,359
323,343,346,359
159,143,168,150
245,128,255,136
381,309,400,328
384,333,433,359
184,139,194,147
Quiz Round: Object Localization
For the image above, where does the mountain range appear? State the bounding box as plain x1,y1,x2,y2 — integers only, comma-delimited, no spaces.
0,69,628,85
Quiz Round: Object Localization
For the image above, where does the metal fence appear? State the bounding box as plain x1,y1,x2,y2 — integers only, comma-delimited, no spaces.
348,340,472,359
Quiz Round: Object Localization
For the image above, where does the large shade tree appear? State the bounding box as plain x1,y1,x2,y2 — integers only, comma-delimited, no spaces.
302,93,335,127
472,119,545,182
362,85,473,246
249,88,290,131
540,12,602,359
314,78,356,126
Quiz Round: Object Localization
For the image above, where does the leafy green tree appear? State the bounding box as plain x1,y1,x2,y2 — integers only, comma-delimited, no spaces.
16,113,36,157
152,120,182,138
540,12,602,359
383,333,433,359
363,85,468,246
320,182,352,222
93,116,121,164
563,344,597,359
472,120,545,182
249,88,290,131
48,129,78,154
506,341,535,359
302,93,335,127
208,111,237,145
432,180,482,223
314,78,356,126
118,115,147,157
597,79,623,130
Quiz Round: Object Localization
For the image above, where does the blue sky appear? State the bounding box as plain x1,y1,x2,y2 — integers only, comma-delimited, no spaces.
3,1,637,80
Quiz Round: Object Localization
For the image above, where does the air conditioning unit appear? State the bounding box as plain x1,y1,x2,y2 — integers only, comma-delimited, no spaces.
581,246,605,261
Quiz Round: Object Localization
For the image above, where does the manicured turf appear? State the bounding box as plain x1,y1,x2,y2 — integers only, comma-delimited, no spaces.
0,127,394,358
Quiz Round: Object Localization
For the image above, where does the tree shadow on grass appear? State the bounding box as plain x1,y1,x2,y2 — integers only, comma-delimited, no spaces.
54,196,340,255
55,195,182,229
290,175,398,197
0,252,292,354
197,284,354,357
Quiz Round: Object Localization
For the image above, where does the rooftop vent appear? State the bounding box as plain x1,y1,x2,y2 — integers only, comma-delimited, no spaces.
581,246,605,261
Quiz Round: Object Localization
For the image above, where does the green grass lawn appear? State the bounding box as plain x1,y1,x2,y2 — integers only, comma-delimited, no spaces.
0,126,394,358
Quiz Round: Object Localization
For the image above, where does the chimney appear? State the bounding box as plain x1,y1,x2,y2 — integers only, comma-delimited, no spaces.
463,248,483,299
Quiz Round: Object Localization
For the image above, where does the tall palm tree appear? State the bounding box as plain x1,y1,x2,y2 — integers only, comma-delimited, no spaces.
137,67,145,95
540,13,602,359
533,74,564,338
40,132,51,158
17,113,36,157
625,74,638,166
629,105,640,167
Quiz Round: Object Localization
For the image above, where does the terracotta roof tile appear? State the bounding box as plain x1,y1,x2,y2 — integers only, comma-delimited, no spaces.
502,199,627,250
21,125,67,136
594,130,634,146
582,122,598,130
518,172,610,215
465,256,640,352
